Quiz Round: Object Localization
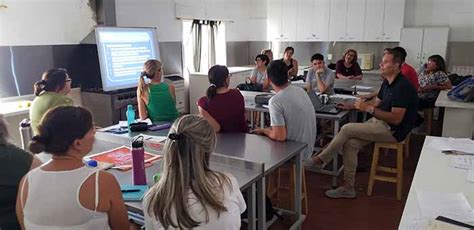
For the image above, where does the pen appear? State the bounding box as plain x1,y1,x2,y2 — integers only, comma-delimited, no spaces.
121,189,142,193
435,216,474,229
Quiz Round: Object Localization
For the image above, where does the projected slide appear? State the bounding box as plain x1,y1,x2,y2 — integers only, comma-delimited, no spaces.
96,27,160,91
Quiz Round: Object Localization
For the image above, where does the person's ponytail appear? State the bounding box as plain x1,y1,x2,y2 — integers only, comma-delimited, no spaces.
206,84,218,99
34,80,47,96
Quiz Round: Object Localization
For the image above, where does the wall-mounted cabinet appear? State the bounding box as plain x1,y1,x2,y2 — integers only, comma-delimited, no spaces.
296,0,330,41
329,0,366,41
399,27,449,67
364,0,405,41
267,0,297,41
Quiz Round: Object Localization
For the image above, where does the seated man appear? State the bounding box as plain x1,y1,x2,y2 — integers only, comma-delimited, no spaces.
253,60,317,160
306,53,335,95
310,49,418,198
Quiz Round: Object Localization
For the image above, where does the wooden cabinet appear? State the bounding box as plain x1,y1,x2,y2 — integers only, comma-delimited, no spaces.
267,0,297,41
364,0,405,41
329,0,366,41
296,0,330,41
399,27,449,67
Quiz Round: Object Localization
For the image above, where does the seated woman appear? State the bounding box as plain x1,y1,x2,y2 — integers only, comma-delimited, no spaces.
137,59,179,122
143,115,246,229
197,65,248,133
249,54,270,91
281,46,299,79
0,115,41,230
306,53,336,95
418,55,452,109
30,68,73,135
17,106,129,229
335,49,363,80
261,48,274,62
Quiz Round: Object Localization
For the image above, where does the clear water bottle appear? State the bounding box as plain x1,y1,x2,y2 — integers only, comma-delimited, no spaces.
126,105,135,127
19,119,32,150
131,136,146,185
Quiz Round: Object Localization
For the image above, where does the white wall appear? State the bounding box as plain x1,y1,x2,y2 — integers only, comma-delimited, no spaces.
404,0,474,41
0,0,96,46
115,0,182,42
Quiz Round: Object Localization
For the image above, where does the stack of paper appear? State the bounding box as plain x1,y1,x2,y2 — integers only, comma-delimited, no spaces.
416,189,474,223
428,138,474,155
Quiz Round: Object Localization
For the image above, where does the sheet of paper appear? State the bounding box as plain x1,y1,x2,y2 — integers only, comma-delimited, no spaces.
351,85,373,90
450,156,474,170
467,169,474,183
428,138,474,155
416,189,474,223
140,134,167,143
136,118,152,125
118,121,128,127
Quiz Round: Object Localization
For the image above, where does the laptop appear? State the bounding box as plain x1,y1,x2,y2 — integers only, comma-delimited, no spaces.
307,92,341,114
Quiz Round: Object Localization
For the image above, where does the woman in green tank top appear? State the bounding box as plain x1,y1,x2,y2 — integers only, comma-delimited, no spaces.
137,60,179,122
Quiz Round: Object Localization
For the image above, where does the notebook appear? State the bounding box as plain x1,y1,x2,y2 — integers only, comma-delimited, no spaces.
120,184,148,201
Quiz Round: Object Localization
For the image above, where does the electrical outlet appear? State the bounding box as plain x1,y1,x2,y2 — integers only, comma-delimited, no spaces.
327,54,333,60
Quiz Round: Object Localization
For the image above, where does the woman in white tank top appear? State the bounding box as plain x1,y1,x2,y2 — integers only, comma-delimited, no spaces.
16,106,130,230
143,115,246,229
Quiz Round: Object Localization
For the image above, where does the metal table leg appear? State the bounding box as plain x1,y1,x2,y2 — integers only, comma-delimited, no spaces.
247,184,256,230
332,119,340,187
256,177,266,230
290,151,303,230
260,111,265,129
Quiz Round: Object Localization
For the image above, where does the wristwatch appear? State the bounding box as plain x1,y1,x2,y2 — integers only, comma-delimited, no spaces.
367,106,375,115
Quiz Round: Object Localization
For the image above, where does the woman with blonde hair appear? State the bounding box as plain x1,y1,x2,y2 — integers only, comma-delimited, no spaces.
335,49,363,80
137,59,179,122
143,115,246,229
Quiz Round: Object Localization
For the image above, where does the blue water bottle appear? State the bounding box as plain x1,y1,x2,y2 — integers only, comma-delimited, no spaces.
126,105,135,128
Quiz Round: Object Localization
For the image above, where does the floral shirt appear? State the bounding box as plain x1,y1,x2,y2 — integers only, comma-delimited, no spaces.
418,70,449,101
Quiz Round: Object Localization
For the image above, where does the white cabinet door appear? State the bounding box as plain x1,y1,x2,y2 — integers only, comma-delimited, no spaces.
382,0,405,41
296,0,315,41
363,0,385,41
400,28,424,67
267,0,283,40
313,0,331,41
296,0,331,41
421,27,449,62
346,0,366,41
281,0,297,40
329,0,348,41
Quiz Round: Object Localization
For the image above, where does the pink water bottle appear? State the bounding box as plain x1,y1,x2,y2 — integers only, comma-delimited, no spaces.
131,136,147,185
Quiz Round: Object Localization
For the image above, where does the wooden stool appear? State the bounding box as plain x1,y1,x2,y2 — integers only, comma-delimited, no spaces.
367,137,409,200
423,108,433,135
267,163,308,214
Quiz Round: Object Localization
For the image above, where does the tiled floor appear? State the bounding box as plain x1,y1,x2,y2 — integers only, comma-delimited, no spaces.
267,132,430,230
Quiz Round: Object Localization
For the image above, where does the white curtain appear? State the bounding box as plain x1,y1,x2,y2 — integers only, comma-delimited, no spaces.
182,19,226,73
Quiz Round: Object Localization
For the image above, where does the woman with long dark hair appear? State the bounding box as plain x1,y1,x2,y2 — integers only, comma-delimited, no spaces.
418,55,452,108
197,65,247,133
17,106,129,229
30,68,73,135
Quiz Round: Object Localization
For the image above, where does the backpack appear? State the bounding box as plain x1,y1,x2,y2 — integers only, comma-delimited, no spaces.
236,83,263,92
240,191,282,223
448,76,474,102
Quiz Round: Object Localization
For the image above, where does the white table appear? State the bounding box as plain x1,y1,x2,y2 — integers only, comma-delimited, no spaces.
399,136,474,229
435,90,474,138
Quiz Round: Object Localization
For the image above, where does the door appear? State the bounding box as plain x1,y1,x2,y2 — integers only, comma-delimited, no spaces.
313,0,331,41
382,0,405,41
296,0,315,41
329,0,347,41
399,28,423,67
421,27,449,62
280,0,297,40
346,0,366,41
267,0,283,40
363,0,384,41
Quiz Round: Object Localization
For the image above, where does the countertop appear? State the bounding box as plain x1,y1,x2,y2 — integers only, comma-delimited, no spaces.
190,66,253,75
435,90,474,109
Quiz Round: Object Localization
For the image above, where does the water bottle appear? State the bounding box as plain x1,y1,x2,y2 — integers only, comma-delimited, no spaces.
131,136,147,185
19,119,32,150
126,105,136,127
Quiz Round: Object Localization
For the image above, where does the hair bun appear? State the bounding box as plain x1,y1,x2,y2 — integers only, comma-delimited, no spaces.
29,135,47,153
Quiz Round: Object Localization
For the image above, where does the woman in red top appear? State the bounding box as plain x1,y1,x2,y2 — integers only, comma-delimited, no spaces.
197,65,248,133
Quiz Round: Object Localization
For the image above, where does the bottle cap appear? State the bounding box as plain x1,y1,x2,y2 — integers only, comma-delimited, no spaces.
127,104,133,110
132,135,144,148
153,173,161,183
85,159,98,168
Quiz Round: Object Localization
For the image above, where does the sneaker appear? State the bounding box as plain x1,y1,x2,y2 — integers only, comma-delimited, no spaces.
325,187,356,199
303,158,326,170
